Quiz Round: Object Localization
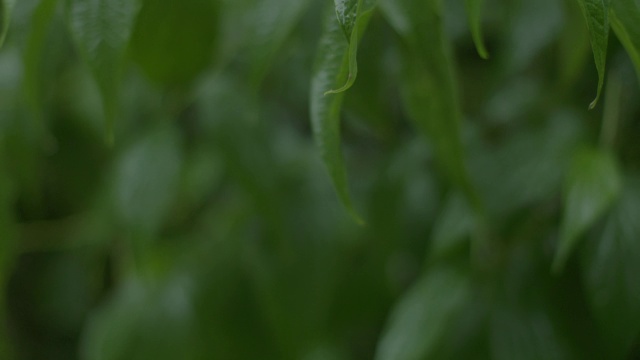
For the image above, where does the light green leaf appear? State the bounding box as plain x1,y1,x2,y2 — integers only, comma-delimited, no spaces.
576,0,611,109
464,0,489,59
610,0,640,82
0,0,14,48
582,177,640,356
380,0,480,210
553,148,621,273
375,267,470,360
310,2,376,223
66,0,140,143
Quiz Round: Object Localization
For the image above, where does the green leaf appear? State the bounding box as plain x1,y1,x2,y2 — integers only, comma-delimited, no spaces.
553,148,621,273
464,0,489,59
130,0,218,86
113,125,182,238
66,0,140,143
23,0,59,118
310,3,377,223
375,267,471,360
324,0,377,94
576,0,611,109
380,0,479,210
610,0,640,82
582,177,640,356
0,0,14,48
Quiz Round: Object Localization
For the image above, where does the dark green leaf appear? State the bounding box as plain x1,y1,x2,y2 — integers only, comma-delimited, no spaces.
66,0,140,142
576,0,611,108
610,0,640,81
130,0,218,86
582,177,640,356
464,0,489,59
375,267,471,360
0,0,13,49
381,0,479,209
553,148,621,273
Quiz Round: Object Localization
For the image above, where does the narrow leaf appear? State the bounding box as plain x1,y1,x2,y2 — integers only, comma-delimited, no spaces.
66,0,140,142
375,267,470,360
553,148,621,273
380,0,480,210
0,0,14,48
610,0,640,82
310,2,376,223
464,0,489,59
576,0,611,109
582,177,640,356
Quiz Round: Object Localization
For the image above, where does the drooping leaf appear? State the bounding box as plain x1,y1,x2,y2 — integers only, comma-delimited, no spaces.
66,0,140,143
23,0,59,117
0,0,14,48
576,0,611,109
380,0,480,210
553,148,621,273
375,267,471,360
324,0,377,94
310,2,376,223
130,0,218,87
464,0,489,59
582,177,640,357
610,0,640,81
243,0,312,86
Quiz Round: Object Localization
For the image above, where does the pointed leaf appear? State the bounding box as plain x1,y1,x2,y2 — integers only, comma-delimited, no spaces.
375,267,470,360
582,177,640,356
464,0,489,59
610,0,640,82
310,3,376,223
576,0,611,109
380,0,480,209
66,0,140,142
553,148,621,272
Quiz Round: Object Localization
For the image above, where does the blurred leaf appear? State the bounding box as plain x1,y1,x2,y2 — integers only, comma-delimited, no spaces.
22,0,59,117
130,0,218,86
375,266,471,360
0,0,13,48
381,0,478,208
610,0,640,81
582,177,640,357
576,0,610,109
553,148,621,273
489,305,571,360
81,276,199,360
243,0,312,85
464,0,488,59
310,3,376,223
429,193,475,260
113,124,182,238
66,0,140,142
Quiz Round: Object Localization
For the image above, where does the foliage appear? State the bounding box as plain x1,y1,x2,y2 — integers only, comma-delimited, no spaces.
1,0,640,359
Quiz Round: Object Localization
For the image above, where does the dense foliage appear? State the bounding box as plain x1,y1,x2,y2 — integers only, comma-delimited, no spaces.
1,0,640,359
